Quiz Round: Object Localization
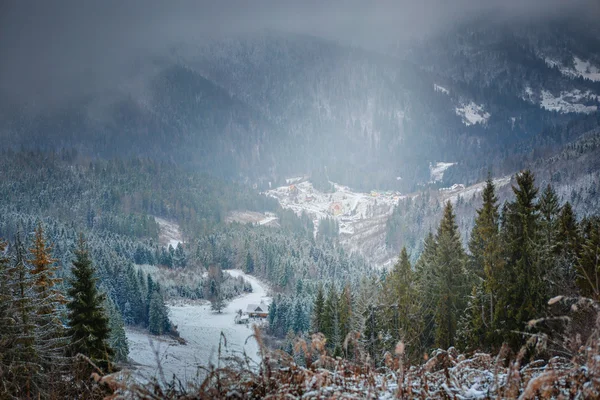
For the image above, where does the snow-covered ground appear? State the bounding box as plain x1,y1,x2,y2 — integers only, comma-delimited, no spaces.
540,89,598,114
266,181,402,267
546,56,600,82
439,175,512,204
225,210,279,227
430,162,456,182
524,81,599,114
125,270,270,385
455,102,490,126
434,83,449,95
154,216,183,249
573,57,600,82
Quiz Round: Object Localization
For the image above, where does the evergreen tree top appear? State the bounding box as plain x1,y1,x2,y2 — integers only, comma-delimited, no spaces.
539,184,560,223
512,170,539,211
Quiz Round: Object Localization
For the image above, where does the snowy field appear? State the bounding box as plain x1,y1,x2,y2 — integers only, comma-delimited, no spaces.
540,89,598,114
546,56,600,82
434,83,450,94
430,162,456,182
523,85,598,114
154,216,183,249
225,210,279,227
124,270,270,386
266,181,402,267
455,101,490,126
439,175,512,204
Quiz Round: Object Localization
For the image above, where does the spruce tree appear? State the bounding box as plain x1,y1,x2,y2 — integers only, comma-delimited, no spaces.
292,300,308,333
381,247,420,359
577,219,600,300
548,202,581,297
245,251,255,274
0,240,24,397
539,185,560,240
433,201,467,350
496,170,543,348
149,289,170,334
465,176,503,350
29,223,63,311
414,231,438,355
28,223,69,389
353,276,379,353
105,298,130,362
322,285,340,349
338,284,353,344
363,303,382,362
5,234,41,396
66,235,113,371
209,278,225,313
556,202,580,258
311,284,326,333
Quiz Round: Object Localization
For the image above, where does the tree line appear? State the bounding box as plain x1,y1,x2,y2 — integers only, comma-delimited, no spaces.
0,225,135,398
269,170,600,365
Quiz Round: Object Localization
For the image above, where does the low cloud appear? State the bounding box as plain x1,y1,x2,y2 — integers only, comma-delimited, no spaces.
0,0,598,108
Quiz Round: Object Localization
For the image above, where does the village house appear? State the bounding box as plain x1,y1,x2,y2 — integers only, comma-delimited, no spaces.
246,301,269,318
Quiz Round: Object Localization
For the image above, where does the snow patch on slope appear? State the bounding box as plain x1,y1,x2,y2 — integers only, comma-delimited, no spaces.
225,211,279,227
455,102,490,126
154,217,183,249
434,84,449,95
545,56,600,82
440,175,512,205
573,57,600,82
430,162,456,182
540,89,598,114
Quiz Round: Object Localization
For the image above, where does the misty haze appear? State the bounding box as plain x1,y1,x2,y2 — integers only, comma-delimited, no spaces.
1,1,600,398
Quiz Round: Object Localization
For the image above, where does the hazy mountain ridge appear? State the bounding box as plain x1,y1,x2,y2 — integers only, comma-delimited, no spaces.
1,22,599,192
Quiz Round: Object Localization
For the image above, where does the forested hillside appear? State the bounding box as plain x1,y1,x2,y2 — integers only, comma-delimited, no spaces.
2,2,600,397
3,22,600,191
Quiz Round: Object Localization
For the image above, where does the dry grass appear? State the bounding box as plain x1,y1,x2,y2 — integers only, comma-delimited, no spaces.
96,298,600,399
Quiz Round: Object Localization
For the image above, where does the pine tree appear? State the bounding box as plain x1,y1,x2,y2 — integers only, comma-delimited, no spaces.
66,235,113,371
434,201,467,350
496,170,543,349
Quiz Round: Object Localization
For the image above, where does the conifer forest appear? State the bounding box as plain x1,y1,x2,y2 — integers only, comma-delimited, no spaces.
2,1,600,398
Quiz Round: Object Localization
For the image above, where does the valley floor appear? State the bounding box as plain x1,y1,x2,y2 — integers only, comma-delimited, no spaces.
124,269,271,385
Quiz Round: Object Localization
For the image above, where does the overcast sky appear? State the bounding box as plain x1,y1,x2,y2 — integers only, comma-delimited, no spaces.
1,0,598,108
